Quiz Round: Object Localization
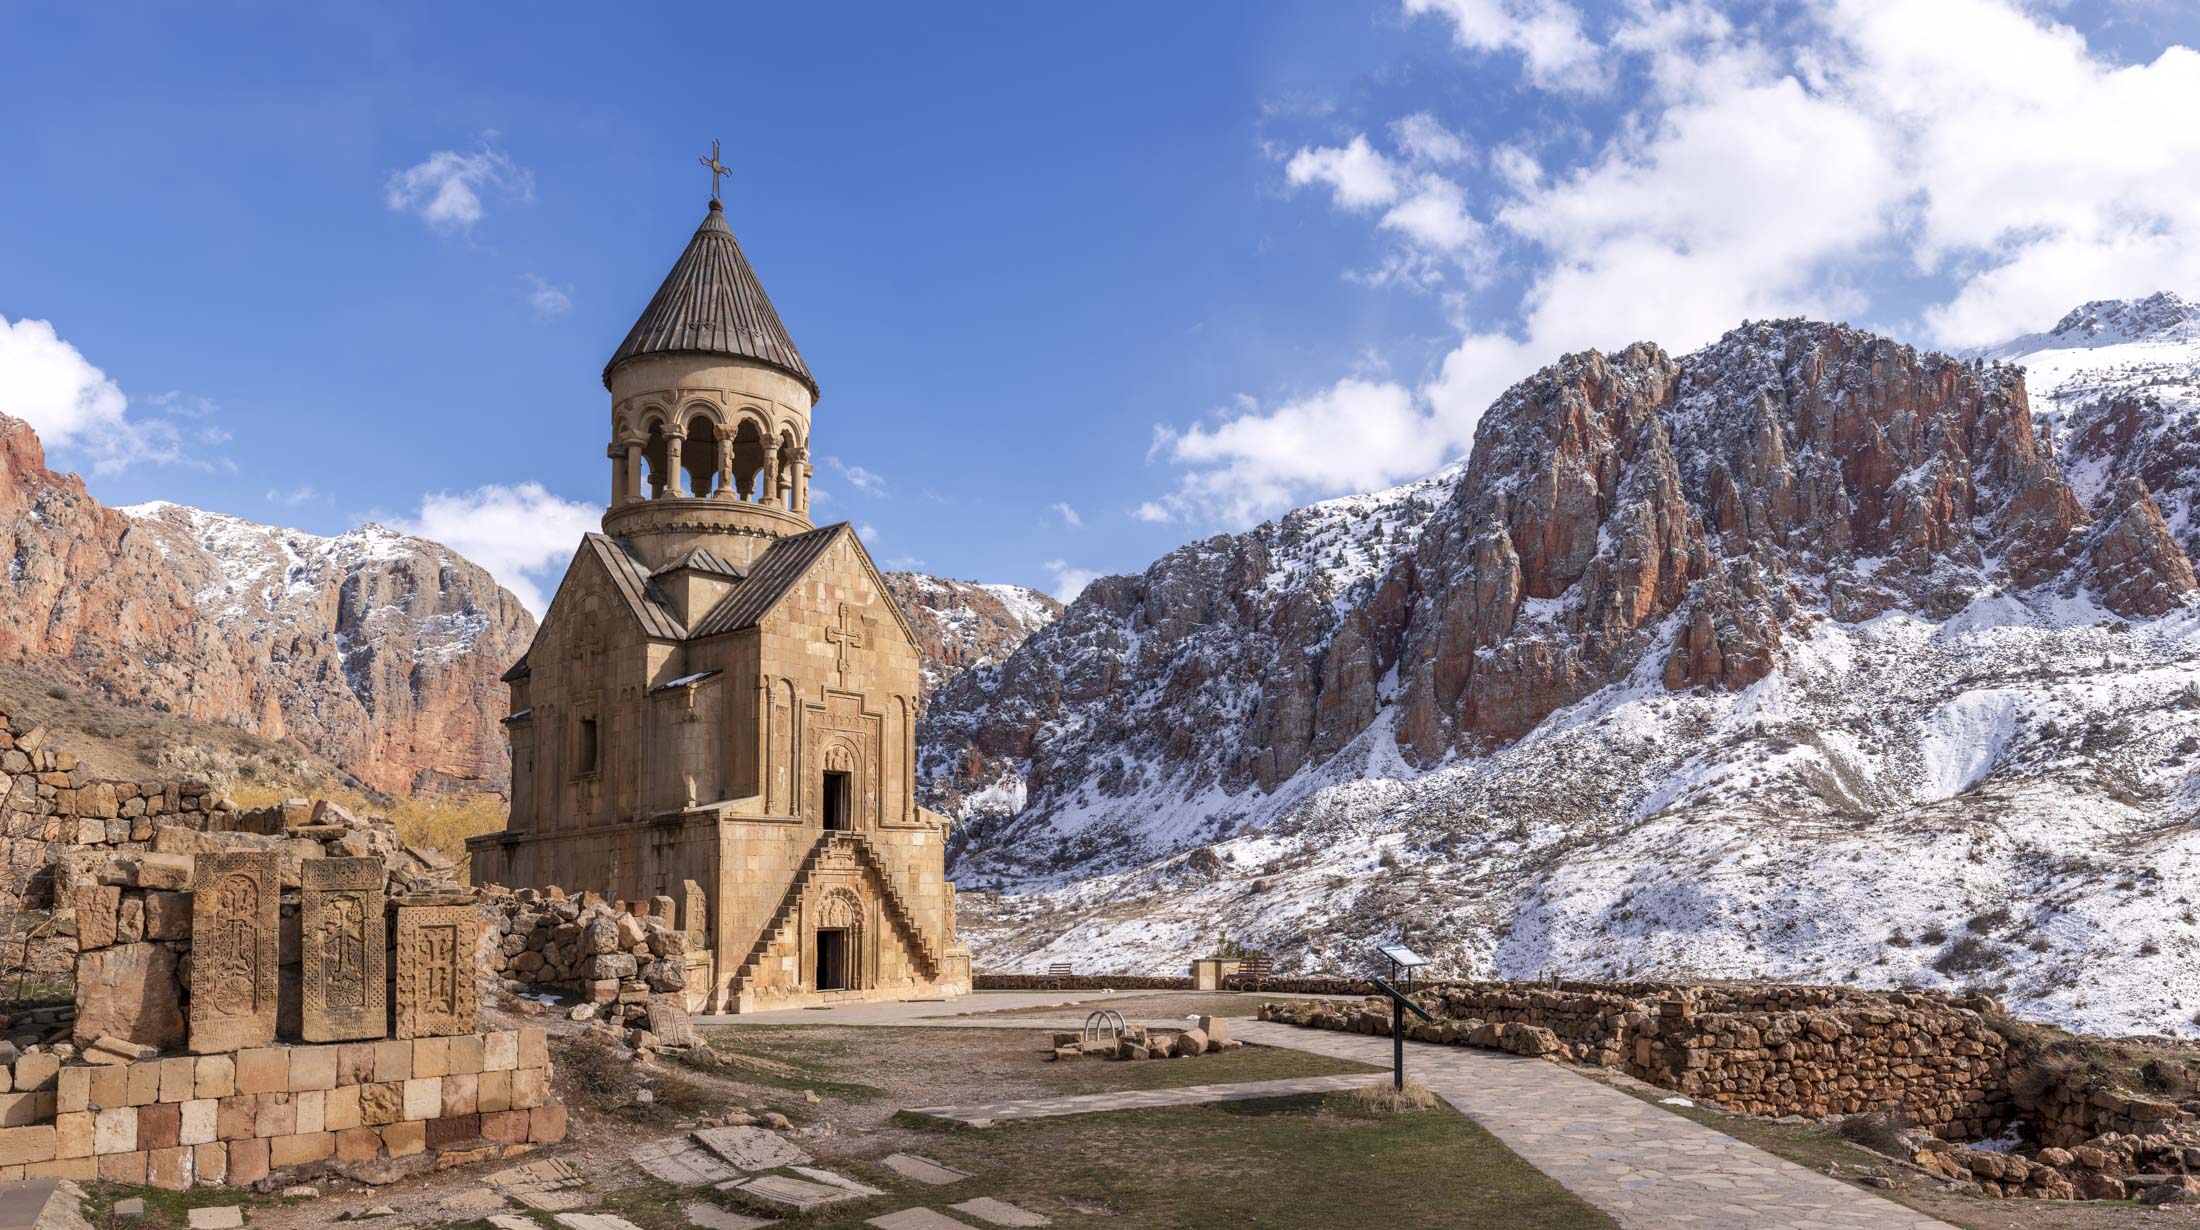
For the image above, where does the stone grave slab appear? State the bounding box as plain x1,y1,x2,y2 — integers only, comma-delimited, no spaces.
396,905,480,1038
790,1166,885,1196
489,1219,541,1230
866,1212,979,1230
189,853,279,1053
682,1205,774,1230
631,1139,742,1186
553,1216,647,1230
648,999,700,1048
880,1154,972,1186
186,1210,244,1230
731,1175,857,1211
442,1189,510,1215
300,857,387,1041
692,1125,810,1171
949,1198,1051,1227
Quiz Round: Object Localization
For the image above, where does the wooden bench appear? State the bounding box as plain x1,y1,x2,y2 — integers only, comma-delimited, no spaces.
1232,955,1272,980
1046,962,1074,978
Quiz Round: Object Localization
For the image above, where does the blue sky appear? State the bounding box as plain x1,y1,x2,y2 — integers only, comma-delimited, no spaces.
6,2,2200,612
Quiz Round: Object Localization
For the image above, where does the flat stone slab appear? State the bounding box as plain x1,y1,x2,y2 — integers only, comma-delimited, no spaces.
879,1155,974,1186
730,1175,860,1211
489,1159,586,1192
186,1211,243,1230
0,1179,71,1230
681,1203,774,1230
632,1139,743,1186
553,1216,647,1230
949,1199,1051,1227
511,1192,590,1214
693,1126,811,1171
489,1219,541,1230
789,1167,885,1196
867,1212,979,1230
442,1191,510,1215
904,1073,1373,1125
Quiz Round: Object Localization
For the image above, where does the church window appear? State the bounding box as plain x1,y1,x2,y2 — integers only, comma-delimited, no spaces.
822,770,851,830
577,717,599,776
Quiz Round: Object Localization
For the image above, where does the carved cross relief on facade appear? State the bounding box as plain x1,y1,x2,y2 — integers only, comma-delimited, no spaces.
823,601,866,683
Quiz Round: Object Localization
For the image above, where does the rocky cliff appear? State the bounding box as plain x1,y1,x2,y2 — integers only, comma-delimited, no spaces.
0,411,536,796
882,573,1060,710
922,308,2200,1038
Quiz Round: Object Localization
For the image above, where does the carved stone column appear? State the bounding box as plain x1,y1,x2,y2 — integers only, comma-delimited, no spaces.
607,442,625,505
762,445,780,508
716,436,734,500
622,438,644,506
792,447,810,514
663,429,686,498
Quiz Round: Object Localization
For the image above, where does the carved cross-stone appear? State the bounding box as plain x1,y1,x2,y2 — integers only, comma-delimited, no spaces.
301,857,387,1042
684,879,709,948
824,602,866,681
395,905,479,1039
189,852,279,1054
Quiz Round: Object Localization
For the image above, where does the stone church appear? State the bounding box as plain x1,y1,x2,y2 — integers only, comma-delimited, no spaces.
467,187,970,1013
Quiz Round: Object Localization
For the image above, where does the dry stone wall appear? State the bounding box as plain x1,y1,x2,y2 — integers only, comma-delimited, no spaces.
477,888,710,1058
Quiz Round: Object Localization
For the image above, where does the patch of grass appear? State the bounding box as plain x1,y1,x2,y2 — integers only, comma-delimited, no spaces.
1028,1040,1378,1096
688,1027,888,1101
79,1182,297,1230
1343,1076,1440,1114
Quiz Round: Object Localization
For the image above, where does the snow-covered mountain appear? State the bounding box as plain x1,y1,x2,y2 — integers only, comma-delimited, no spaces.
881,573,1061,710
922,303,2200,1038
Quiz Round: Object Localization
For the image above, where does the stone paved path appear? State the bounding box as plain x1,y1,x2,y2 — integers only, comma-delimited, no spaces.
1233,1021,1953,1230
906,1072,1375,1125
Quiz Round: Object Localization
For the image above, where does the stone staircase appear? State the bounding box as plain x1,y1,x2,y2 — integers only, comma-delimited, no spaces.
729,831,944,995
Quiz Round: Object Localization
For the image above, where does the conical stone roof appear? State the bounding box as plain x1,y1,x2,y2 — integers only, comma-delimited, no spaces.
603,200,817,396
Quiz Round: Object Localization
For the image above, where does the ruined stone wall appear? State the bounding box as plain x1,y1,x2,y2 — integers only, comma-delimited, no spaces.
1262,980,2011,1140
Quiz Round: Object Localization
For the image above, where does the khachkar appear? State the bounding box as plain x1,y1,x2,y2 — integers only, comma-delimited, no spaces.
301,857,388,1041
396,905,480,1039
189,852,279,1053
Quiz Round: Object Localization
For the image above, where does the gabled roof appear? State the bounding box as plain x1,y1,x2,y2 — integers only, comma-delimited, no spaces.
581,533,686,640
499,657,531,683
650,546,745,580
688,523,845,638
603,200,818,397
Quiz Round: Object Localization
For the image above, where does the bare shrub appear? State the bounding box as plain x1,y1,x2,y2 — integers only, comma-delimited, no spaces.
1932,936,2003,977
1344,1077,1439,1114
1836,1109,1915,1157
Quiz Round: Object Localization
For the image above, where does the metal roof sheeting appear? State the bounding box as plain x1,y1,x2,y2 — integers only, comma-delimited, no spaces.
585,533,687,640
602,200,818,397
650,546,746,580
688,522,847,638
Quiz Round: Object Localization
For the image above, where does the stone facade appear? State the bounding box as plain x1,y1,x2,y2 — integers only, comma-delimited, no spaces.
468,197,969,1012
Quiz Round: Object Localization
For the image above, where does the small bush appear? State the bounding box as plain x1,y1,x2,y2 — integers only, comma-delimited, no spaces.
1343,1077,1439,1114
1932,936,2003,977
1836,1109,1915,1157
1918,925,1949,945
1966,907,2013,934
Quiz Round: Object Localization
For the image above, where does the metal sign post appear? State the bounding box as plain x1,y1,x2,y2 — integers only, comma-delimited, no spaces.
1371,944,1432,1091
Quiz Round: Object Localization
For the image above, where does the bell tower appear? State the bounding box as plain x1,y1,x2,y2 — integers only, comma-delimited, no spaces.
600,175,819,571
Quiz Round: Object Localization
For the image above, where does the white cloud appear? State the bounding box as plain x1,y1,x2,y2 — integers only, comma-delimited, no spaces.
1143,379,1433,527
385,139,533,232
1390,112,1470,165
1403,0,1606,94
1049,501,1083,528
826,457,886,495
885,555,926,570
1042,559,1103,602
1285,136,1401,209
391,482,598,616
1133,501,1174,524
0,316,227,475
522,273,572,318
265,485,321,506
857,522,879,542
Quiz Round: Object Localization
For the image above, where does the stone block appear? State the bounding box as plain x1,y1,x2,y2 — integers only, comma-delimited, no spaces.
189,852,279,1053
126,1063,161,1106
74,942,185,1049
253,1094,295,1139
235,1047,289,1095
290,1045,338,1092
137,1102,181,1150
323,1085,362,1132
295,1089,325,1135
270,1131,334,1168
382,1120,425,1157
403,1077,442,1121
511,1067,547,1110
477,1070,512,1114
158,1057,194,1103
334,1126,381,1162
360,1082,403,1126
215,1095,254,1141
143,891,192,940
193,1141,226,1186
446,1034,484,1075
395,906,478,1038
147,1144,192,1191
179,1099,217,1146
93,1107,136,1154
374,1040,412,1083
88,1066,126,1111
425,1113,480,1149
194,1055,235,1099
480,1110,530,1144
56,1069,89,1114
98,1149,148,1184
132,852,192,890
483,1031,519,1072
0,1092,51,1127
442,1074,478,1117
300,857,387,1042
413,1037,450,1079
0,1125,56,1165
55,1112,93,1159
337,1043,377,1086
519,1028,548,1069
76,885,120,950
228,1137,269,1185
528,1104,566,1144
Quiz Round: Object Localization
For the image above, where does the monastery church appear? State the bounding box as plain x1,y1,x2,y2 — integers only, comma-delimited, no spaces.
468,172,971,1013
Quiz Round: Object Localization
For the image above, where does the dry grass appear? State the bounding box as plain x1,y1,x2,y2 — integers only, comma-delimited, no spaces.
1344,1076,1441,1114
226,782,506,872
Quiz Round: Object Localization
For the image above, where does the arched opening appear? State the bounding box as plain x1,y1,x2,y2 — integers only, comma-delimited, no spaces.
683,413,721,498
731,420,768,501
642,423,670,498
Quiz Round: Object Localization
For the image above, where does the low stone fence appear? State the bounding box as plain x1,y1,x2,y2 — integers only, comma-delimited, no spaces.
476,887,711,1054
974,973,1194,992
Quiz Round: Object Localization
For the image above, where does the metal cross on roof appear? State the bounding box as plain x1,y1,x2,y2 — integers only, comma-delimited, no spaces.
698,138,732,202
